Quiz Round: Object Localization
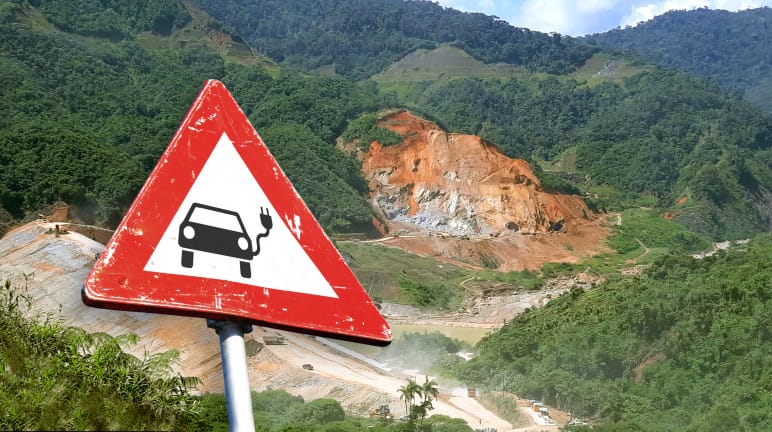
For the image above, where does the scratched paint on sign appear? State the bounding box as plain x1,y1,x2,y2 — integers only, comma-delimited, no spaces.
144,132,338,298
83,80,390,344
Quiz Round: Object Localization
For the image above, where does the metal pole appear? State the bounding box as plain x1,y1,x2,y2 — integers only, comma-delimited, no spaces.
207,319,255,432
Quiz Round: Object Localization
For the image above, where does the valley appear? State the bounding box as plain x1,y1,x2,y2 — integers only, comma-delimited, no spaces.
0,216,582,431
2,1,771,430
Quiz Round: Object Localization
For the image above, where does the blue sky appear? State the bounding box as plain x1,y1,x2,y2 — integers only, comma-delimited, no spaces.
435,0,772,36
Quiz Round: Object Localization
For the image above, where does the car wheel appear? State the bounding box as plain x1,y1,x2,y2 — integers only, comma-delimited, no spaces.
181,250,194,268
240,260,251,278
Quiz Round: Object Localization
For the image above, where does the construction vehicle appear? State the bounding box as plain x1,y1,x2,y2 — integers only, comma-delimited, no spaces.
262,334,286,345
369,404,393,420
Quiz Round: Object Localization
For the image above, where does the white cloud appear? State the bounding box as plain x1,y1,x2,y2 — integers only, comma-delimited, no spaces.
575,0,623,12
436,0,772,35
437,0,499,14
511,0,630,36
622,0,766,28
515,0,573,34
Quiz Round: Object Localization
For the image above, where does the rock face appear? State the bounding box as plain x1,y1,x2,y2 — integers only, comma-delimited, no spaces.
361,111,593,237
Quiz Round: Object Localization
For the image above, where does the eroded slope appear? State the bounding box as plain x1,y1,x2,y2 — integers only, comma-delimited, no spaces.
359,111,609,270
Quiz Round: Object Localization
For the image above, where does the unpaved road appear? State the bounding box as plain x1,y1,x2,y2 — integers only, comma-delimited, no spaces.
1,221,578,430
251,328,514,430
1,221,532,430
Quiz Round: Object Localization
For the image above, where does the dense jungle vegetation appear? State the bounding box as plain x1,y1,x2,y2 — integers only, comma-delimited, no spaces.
2,0,771,241
188,0,597,81
0,0,382,233
0,278,472,431
452,234,772,431
586,7,772,112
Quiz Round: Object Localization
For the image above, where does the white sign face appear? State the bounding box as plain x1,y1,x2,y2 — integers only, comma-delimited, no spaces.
144,133,338,298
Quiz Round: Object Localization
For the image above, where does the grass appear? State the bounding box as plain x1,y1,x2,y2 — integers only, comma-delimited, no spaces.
475,269,545,291
337,205,712,311
538,147,579,172
337,241,469,306
607,208,711,256
570,53,652,85
371,44,527,83
339,241,562,309
570,207,713,277
477,392,525,427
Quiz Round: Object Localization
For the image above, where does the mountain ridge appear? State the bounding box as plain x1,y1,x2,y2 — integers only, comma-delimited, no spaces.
587,7,772,112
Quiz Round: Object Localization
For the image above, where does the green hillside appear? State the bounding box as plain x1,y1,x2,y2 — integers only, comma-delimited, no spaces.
586,7,772,112
2,1,772,430
454,235,772,430
371,44,527,83
378,66,772,240
187,0,597,80
186,0,772,241
0,0,384,233
2,0,771,241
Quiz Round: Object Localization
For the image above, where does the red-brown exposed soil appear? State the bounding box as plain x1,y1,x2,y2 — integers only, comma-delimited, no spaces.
358,111,610,271
0,111,608,430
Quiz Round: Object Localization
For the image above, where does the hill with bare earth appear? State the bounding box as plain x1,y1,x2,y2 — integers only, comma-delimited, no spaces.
356,111,609,271
586,7,772,112
0,222,398,404
1,220,571,431
0,110,599,428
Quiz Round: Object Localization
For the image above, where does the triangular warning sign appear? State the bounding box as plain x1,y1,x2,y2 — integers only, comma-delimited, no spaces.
83,80,391,345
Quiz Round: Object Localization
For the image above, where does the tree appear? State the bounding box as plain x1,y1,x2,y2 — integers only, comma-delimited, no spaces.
397,378,440,427
417,379,439,425
398,379,422,422
288,398,345,425
421,379,439,403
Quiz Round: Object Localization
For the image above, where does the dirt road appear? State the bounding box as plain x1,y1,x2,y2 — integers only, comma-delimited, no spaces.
0,221,562,430
252,328,513,430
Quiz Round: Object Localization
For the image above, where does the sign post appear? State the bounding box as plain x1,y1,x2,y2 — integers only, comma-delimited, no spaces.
82,80,391,430
207,320,255,432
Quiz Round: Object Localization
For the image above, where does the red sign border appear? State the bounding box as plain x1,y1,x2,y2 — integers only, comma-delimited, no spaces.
83,80,391,345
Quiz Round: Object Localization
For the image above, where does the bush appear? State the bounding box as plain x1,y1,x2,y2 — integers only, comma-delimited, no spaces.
398,276,458,310
341,113,403,149
0,278,200,431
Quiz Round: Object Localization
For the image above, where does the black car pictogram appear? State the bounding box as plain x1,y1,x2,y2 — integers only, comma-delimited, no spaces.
178,203,272,278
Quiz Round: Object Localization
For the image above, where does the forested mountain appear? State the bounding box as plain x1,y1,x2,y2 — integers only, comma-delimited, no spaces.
586,7,772,112
455,234,772,431
187,0,597,80
186,0,772,241
3,1,772,430
400,69,772,240
2,0,772,241
0,0,382,232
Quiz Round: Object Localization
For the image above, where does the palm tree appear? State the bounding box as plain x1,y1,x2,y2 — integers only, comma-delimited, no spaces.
414,401,430,427
418,378,439,425
420,378,439,404
397,379,422,422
